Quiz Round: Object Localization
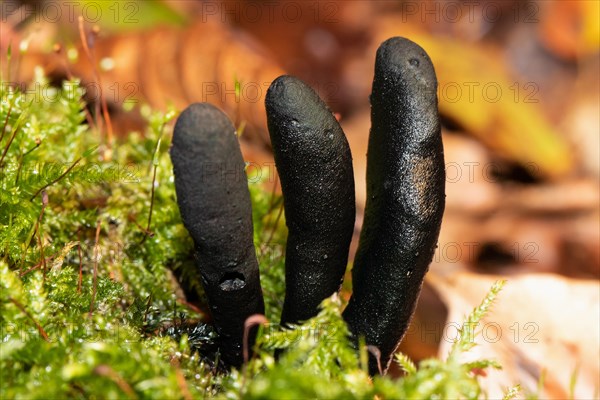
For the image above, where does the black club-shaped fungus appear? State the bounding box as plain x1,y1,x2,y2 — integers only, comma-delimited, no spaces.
170,103,265,367
170,36,445,375
342,37,446,375
265,75,355,327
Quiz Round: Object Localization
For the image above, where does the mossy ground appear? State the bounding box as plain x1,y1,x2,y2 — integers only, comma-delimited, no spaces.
1,75,518,399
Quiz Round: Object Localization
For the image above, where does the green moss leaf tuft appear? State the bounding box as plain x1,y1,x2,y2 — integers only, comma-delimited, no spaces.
1,75,515,399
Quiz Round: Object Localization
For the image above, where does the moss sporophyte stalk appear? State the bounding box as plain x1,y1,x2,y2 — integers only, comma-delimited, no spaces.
1,37,518,399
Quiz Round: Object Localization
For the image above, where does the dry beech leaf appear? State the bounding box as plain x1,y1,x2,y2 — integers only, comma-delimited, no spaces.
67,20,284,148
427,271,600,399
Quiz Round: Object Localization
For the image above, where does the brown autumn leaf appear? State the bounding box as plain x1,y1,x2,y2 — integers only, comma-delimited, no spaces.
538,0,600,60
427,271,600,399
15,19,285,149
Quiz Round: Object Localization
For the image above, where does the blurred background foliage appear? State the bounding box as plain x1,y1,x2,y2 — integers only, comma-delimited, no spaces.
1,1,598,398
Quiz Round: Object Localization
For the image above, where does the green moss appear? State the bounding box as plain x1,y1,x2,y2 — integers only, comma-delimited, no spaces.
1,76,516,399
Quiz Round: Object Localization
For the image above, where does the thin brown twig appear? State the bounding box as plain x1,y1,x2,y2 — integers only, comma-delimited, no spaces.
21,139,41,157
9,297,50,342
15,139,41,185
367,345,383,375
140,129,165,244
262,173,279,226
88,220,101,318
4,42,12,84
78,17,113,158
37,217,46,278
30,156,82,201
40,192,48,273
170,357,193,400
13,38,24,84
241,314,268,394
264,199,284,247
0,119,21,167
259,171,282,245
139,162,158,244
54,43,97,132
175,298,203,315
243,314,268,364
0,103,13,146
19,254,55,277
77,230,83,293
77,21,98,105
21,190,49,276
127,214,153,236
94,365,137,399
